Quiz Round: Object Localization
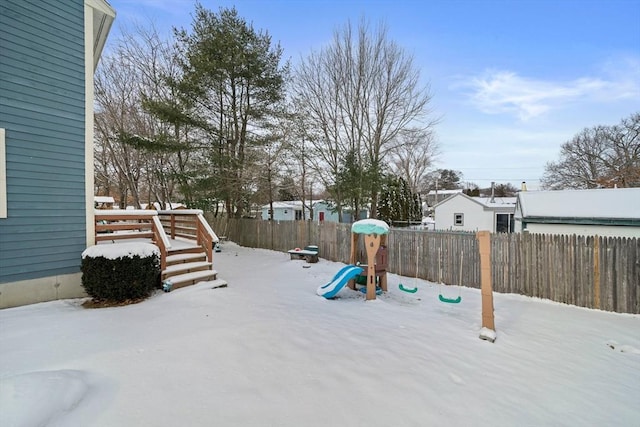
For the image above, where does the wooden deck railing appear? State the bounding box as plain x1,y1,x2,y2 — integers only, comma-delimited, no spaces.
94,209,219,272
157,210,219,265
94,210,172,270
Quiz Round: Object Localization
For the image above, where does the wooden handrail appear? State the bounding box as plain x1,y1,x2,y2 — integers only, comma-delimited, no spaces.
197,213,215,264
94,210,171,270
157,210,219,266
152,216,170,271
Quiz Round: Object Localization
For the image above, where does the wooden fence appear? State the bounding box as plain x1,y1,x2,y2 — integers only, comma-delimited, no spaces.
207,217,639,314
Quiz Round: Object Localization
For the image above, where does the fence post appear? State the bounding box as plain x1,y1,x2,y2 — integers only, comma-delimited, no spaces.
593,235,600,309
477,231,496,342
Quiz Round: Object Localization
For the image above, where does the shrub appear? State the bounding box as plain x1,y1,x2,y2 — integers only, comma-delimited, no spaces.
81,243,161,302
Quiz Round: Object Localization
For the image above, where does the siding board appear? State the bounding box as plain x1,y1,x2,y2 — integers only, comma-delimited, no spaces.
0,0,87,284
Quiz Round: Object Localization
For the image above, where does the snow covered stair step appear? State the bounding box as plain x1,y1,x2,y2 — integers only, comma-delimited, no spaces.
163,270,218,290
163,261,211,274
166,252,206,265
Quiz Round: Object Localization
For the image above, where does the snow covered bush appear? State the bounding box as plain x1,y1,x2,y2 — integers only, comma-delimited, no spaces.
81,243,161,302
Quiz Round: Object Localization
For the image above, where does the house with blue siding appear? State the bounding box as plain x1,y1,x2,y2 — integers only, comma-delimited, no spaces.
260,200,369,223
0,0,115,308
313,200,369,223
260,201,313,221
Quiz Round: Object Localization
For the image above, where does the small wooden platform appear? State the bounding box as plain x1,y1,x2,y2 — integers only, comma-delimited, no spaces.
288,249,319,263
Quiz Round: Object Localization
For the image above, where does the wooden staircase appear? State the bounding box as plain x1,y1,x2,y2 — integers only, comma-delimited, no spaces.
95,209,225,291
162,244,218,290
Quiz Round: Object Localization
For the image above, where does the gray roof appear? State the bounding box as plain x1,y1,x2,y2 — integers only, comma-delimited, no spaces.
433,193,516,210
516,188,640,220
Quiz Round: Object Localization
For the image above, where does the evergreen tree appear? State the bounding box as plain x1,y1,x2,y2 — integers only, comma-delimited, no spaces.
377,175,421,225
145,5,289,216
330,149,373,221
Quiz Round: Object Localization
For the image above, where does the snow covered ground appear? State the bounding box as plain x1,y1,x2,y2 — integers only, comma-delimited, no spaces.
1,242,639,426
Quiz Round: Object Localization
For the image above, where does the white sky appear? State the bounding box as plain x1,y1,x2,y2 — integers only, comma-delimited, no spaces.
1,242,639,426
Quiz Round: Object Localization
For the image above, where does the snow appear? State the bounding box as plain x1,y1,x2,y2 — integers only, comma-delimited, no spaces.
516,188,640,219
95,209,157,216
94,196,114,204
82,242,159,260
1,241,639,427
351,218,390,234
427,189,463,196
260,201,310,209
474,197,517,207
156,209,203,215
0,370,95,427
479,327,497,342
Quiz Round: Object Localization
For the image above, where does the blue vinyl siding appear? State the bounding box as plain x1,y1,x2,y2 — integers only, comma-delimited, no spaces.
0,0,87,283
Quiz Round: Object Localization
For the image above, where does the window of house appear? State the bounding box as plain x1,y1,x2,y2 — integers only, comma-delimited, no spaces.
454,213,463,226
295,210,303,220
496,213,514,233
0,128,6,218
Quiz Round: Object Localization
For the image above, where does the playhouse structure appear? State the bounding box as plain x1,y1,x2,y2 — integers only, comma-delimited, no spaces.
348,219,390,300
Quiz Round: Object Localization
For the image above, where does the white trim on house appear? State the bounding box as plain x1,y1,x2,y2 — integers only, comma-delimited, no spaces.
84,0,115,247
0,128,6,218
85,0,116,70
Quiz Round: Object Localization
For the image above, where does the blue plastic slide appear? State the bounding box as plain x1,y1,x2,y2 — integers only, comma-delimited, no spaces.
317,265,364,299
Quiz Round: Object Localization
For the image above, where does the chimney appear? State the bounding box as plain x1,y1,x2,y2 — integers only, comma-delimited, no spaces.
521,181,527,192
490,181,495,203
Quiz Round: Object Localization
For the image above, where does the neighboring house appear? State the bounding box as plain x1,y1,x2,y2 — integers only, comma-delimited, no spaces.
434,193,517,233
421,201,430,217
313,200,368,223
420,216,435,231
424,189,463,208
514,188,640,237
261,201,313,221
0,0,116,308
260,200,369,223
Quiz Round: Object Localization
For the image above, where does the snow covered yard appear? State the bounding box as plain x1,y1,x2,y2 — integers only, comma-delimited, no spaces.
1,242,638,427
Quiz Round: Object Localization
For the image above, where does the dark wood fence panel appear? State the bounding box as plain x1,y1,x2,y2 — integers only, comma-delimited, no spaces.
206,216,639,314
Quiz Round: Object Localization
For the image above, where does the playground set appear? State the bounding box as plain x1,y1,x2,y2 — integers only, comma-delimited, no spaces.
315,219,496,342
316,219,390,301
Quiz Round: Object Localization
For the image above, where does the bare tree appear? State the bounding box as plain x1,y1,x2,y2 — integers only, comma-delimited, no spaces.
287,104,319,220
95,55,146,208
423,169,463,192
256,121,294,220
542,112,639,189
601,112,640,187
94,22,182,208
294,18,436,219
389,128,440,195
117,22,187,208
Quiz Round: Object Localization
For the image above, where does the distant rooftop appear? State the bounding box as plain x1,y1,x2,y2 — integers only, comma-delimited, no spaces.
426,189,463,196
475,197,517,207
516,188,640,219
